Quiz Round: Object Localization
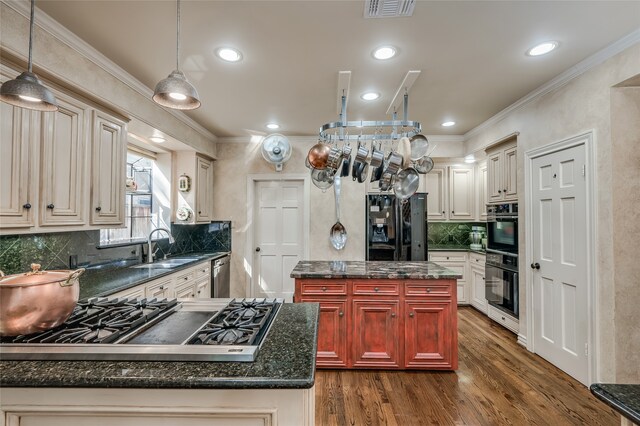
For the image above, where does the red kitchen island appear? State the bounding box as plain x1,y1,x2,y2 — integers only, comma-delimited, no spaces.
291,260,462,370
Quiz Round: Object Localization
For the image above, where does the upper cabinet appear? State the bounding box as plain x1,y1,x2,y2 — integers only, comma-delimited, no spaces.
486,140,517,203
39,94,88,227
174,152,214,224
477,161,488,220
90,110,126,225
421,164,475,221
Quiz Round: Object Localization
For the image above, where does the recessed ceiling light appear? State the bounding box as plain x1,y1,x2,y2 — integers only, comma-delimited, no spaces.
372,46,397,60
442,121,456,127
149,136,166,143
266,123,280,130
361,92,380,101
464,155,476,164
216,47,243,62
526,41,559,57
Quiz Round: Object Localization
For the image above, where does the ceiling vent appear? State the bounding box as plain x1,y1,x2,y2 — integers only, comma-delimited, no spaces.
364,0,415,18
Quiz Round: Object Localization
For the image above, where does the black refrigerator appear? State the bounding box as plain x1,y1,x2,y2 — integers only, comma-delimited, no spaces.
366,193,428,261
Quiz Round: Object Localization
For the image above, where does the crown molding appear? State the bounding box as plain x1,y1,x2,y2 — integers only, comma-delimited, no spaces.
464,28,640,140
424,135,465,144
2,0,217,142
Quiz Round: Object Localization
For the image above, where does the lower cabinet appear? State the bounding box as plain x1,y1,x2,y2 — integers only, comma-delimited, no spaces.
428,251,468,305
295,278,457,370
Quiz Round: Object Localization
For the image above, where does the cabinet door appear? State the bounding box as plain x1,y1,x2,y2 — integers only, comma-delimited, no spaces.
405,300,455,369
195,277,211,298
423,167,447,221
487,152,503,202
0,102,36,228
301,299,348,367
175,281,196,299
449,167,474,220
90,111,126,225
503,146,517,200
470,266,487,314
110,285,146,300
195,156,213,223
146,279,173,299
477,162,488,221
40,95,87,226
351,299,401,368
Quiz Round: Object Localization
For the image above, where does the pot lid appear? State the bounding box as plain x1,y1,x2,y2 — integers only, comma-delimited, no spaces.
0,264,83,287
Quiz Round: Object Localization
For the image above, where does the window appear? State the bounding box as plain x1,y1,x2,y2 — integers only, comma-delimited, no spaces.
100,149,169,245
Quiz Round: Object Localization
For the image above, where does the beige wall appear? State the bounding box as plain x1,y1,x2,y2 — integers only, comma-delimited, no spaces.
464,44,640,382
611,86,640,383
0,3,216,157
212,137,368,297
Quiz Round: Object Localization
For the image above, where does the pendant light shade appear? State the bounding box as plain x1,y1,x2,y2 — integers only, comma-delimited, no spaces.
152,0,201,110
0,0,58,111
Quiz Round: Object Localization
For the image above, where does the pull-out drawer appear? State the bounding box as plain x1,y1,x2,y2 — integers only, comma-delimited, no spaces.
404,281,453,297
429,252,468,262
352,281,399,296
299,281,347,296
193,261,211,279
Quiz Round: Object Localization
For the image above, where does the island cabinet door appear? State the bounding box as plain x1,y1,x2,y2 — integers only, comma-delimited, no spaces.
351,299,402,368
404,300,456,369
301,298,348,367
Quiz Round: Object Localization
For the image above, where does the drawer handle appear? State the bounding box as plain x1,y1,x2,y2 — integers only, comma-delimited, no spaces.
23,203,31,209
446,256,449,260
184,277,188,281
426,288,431,293
322,286,327,292
339,311,344,317
374,287,380,292
47,204,54,209
409,312,414,318
95,206,102,212
159,285,164,290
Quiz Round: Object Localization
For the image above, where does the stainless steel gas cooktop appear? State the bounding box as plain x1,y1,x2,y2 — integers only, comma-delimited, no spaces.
0,297,283,362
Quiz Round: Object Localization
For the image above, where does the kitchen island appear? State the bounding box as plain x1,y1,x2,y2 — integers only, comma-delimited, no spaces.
0,302,319,426
291,260,462,370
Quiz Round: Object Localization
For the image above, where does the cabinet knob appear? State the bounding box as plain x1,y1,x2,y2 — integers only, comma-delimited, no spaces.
482,277,485,281
47,204,54,209
184,277,188,280
391,312,396,318
322,286,327,292
159,285,164,290
197,290,201,294
426,288,431,293
409,312,415,318
504,189,507,193
446,256,449,260
442,211,445,214
23,203,31,209
476,259,479,262
531,262,540,270
501,316,506,321
498,190,502,194
374,287,380,292
255,247,261,252
198,211,202,214
339,311,344,317
451,210,455,214
95,206,102,212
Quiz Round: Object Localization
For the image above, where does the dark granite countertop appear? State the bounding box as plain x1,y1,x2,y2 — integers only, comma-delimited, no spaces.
430,245,486,255
80,251,230,299
290,260,462,280
0,302,318,390
591,384,640,423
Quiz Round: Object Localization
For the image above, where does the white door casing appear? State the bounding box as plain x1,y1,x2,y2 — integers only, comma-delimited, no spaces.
247,175,309,302
526,132,596,386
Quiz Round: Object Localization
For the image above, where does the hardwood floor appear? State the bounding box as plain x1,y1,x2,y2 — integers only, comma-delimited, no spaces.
315,307,619,425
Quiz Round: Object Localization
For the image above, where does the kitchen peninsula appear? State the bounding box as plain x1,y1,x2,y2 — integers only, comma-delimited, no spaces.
0,302,319,425
291,260,461,370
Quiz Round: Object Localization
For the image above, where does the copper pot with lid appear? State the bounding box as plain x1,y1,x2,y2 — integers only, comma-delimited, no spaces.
0,263,85,336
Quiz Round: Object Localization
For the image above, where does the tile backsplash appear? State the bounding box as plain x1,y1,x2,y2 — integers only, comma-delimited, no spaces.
0,222,231,275
428,222,486,246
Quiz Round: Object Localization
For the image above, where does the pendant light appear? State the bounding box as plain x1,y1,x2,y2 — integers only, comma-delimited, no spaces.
153,0,201,110
0,0,58,111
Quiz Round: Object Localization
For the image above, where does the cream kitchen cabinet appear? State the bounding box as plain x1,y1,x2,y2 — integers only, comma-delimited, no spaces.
469,252,487,314
174,152,214,224
421,165,474,221
39,92,89,227
90,110,126,226
477,161,488,220
0,101,37,229
486,141,517,203
428,251,468,304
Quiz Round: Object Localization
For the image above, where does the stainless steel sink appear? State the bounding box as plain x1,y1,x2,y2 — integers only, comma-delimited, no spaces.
132,257,200,269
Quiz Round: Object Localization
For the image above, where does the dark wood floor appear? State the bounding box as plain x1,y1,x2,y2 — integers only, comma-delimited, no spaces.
315,307,619,425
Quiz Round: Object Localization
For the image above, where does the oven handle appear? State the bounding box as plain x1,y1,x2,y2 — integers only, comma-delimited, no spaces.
486,248,518,257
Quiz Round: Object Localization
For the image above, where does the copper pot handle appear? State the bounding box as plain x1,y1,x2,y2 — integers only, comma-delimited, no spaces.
61,268,85,287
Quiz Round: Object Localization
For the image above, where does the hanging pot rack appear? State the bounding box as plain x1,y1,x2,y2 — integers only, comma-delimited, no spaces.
318,92,421,143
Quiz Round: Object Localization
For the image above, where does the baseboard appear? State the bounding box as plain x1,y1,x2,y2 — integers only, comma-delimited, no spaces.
517,333,527,348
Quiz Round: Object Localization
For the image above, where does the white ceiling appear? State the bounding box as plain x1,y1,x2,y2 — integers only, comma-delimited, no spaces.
37,1,640,138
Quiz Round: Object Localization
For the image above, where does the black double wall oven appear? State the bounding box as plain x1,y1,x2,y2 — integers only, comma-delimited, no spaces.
485,203,519,318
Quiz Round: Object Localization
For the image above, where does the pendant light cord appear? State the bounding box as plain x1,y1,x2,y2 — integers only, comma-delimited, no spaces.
176,0,180,71
28,0,35,73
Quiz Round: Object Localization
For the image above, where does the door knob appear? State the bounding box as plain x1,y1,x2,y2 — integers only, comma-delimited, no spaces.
530,262,540,270
255,247,261,252
23,203,31,209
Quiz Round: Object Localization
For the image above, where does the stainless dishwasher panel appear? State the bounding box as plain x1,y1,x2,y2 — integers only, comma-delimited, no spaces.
212,255,231,298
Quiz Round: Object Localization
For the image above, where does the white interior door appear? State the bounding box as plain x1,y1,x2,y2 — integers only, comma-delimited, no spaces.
252,179,304,302
531,143,588,384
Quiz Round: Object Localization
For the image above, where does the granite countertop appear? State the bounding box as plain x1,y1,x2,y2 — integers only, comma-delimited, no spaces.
430,244,486,255
290,260,463,280
590,384,640,423
80,251,230,299
0,302,319,390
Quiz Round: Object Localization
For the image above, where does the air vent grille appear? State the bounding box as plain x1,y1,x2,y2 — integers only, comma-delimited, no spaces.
364,0,415,18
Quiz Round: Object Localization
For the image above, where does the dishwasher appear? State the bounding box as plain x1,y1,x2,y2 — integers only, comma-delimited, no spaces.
212,254,231,298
